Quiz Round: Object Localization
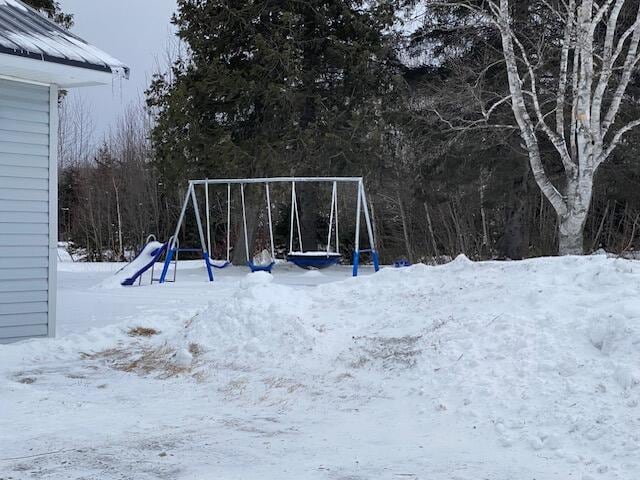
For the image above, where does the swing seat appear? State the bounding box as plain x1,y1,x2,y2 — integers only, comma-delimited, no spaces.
247,261,275,273
208,259,232,269
394,258,411,268
287,252,342,270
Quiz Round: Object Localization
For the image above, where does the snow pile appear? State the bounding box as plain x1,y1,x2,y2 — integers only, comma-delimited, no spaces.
3,255,640,478
314,256,640,475
57,242,74,262
171,255,640,476
184,272,317,368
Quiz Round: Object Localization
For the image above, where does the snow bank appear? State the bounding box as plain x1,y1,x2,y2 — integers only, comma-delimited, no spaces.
313,256,640,475
177,255,640,475
58,262,124,273
4,255,640,478
57,243,74,263
183,272,317,368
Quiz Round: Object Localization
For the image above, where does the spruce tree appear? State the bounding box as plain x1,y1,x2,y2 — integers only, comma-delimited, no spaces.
23,0,73,28
148,1,398,175
147,0,401,254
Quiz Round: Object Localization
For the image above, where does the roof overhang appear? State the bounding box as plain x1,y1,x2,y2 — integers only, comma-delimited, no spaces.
0,50,115,87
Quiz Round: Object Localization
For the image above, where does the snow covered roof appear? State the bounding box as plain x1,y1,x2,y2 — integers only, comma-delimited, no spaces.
0,0,129,81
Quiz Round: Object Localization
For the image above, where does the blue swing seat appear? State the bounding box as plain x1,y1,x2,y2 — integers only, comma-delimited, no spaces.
394,258,412,268
208,259,232,269
247,261,276,273
287,252,342,270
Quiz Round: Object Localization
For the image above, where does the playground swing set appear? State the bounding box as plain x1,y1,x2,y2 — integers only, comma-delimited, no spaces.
120,177,380,286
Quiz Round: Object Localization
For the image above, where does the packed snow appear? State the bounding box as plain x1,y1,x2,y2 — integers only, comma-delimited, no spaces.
1,255,640,479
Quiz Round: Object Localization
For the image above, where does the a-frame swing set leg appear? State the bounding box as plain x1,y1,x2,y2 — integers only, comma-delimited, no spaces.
160,185,191,284
191,186,214,282
352,180,380,277
159,182,214,284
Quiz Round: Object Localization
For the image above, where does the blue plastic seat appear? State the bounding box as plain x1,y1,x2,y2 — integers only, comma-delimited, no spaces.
208,259,232,269
247,261,275,273
394,258,412,268
287,252,342,270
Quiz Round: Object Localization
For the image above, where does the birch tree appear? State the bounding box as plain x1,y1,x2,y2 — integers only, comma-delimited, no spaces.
427,0,640,254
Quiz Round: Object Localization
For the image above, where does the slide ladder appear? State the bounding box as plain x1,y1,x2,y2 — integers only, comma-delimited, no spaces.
151,237,178,284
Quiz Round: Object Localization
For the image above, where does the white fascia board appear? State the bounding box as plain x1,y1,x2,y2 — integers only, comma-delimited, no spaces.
48,84,58,338
0,51,115,87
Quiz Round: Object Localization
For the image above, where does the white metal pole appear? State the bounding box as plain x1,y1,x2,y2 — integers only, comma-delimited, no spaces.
289,182,295,253
171,184,192,252
335,181,340,254
241,183,250,262
191,176,363,186
226,183,231,262
205,181,211,255
160,184,192,283
191,186,214,281
360,182,376,251
191,187,209,254
327,182,336,254
354,181,362,252
266,183,276,260
294,188,303,252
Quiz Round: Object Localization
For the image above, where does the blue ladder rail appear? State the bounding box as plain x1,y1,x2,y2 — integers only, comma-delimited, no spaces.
159,241,214,284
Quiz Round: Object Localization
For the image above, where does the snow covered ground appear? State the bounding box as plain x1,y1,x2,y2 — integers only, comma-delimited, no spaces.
1,255,639,479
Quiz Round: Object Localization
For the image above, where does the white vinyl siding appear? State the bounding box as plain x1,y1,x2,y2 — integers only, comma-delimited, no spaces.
0,78,51,343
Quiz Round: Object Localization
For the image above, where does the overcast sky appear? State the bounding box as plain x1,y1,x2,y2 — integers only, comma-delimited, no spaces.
60,0,178,143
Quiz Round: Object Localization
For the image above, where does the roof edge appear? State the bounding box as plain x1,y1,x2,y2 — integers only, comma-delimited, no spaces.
0,0,130,80
0,50,120,87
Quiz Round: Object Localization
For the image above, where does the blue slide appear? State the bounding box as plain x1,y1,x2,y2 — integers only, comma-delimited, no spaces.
120,241,168,286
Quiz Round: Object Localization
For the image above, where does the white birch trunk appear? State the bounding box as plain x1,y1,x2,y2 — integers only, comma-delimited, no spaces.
488,0,640,255
558,177,593,255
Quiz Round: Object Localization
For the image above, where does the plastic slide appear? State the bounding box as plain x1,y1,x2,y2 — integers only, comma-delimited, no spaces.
120,241,168,286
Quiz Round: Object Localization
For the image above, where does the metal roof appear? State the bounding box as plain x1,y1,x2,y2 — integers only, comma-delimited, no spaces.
0,0,129,78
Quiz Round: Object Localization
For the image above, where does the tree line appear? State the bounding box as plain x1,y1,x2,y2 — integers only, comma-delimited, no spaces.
49,0,640,262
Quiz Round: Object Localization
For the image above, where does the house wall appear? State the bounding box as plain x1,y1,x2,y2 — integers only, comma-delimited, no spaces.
0,78,55,343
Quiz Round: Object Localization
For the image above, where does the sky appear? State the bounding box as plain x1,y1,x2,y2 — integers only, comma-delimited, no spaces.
60,0,178,144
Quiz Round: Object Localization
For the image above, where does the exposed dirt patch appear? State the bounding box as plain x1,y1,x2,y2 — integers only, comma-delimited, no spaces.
128,327,160,338
188,342,203,357
15,376,36,385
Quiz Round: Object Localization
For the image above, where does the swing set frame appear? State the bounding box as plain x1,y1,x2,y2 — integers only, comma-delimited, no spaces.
158,177,379,283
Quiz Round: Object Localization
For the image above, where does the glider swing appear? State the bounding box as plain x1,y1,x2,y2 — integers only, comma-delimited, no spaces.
204,182,232,269
241,182,277,273
286,181,342,270
158,177,380,283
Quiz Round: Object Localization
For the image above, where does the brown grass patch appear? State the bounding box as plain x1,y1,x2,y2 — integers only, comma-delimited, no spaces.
128,326,160,337
263,376,304,394
82,344,191,379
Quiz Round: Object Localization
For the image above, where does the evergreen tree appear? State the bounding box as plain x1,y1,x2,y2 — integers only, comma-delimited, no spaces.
23,0,73,28
148,0,398,179
147,0,401,255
